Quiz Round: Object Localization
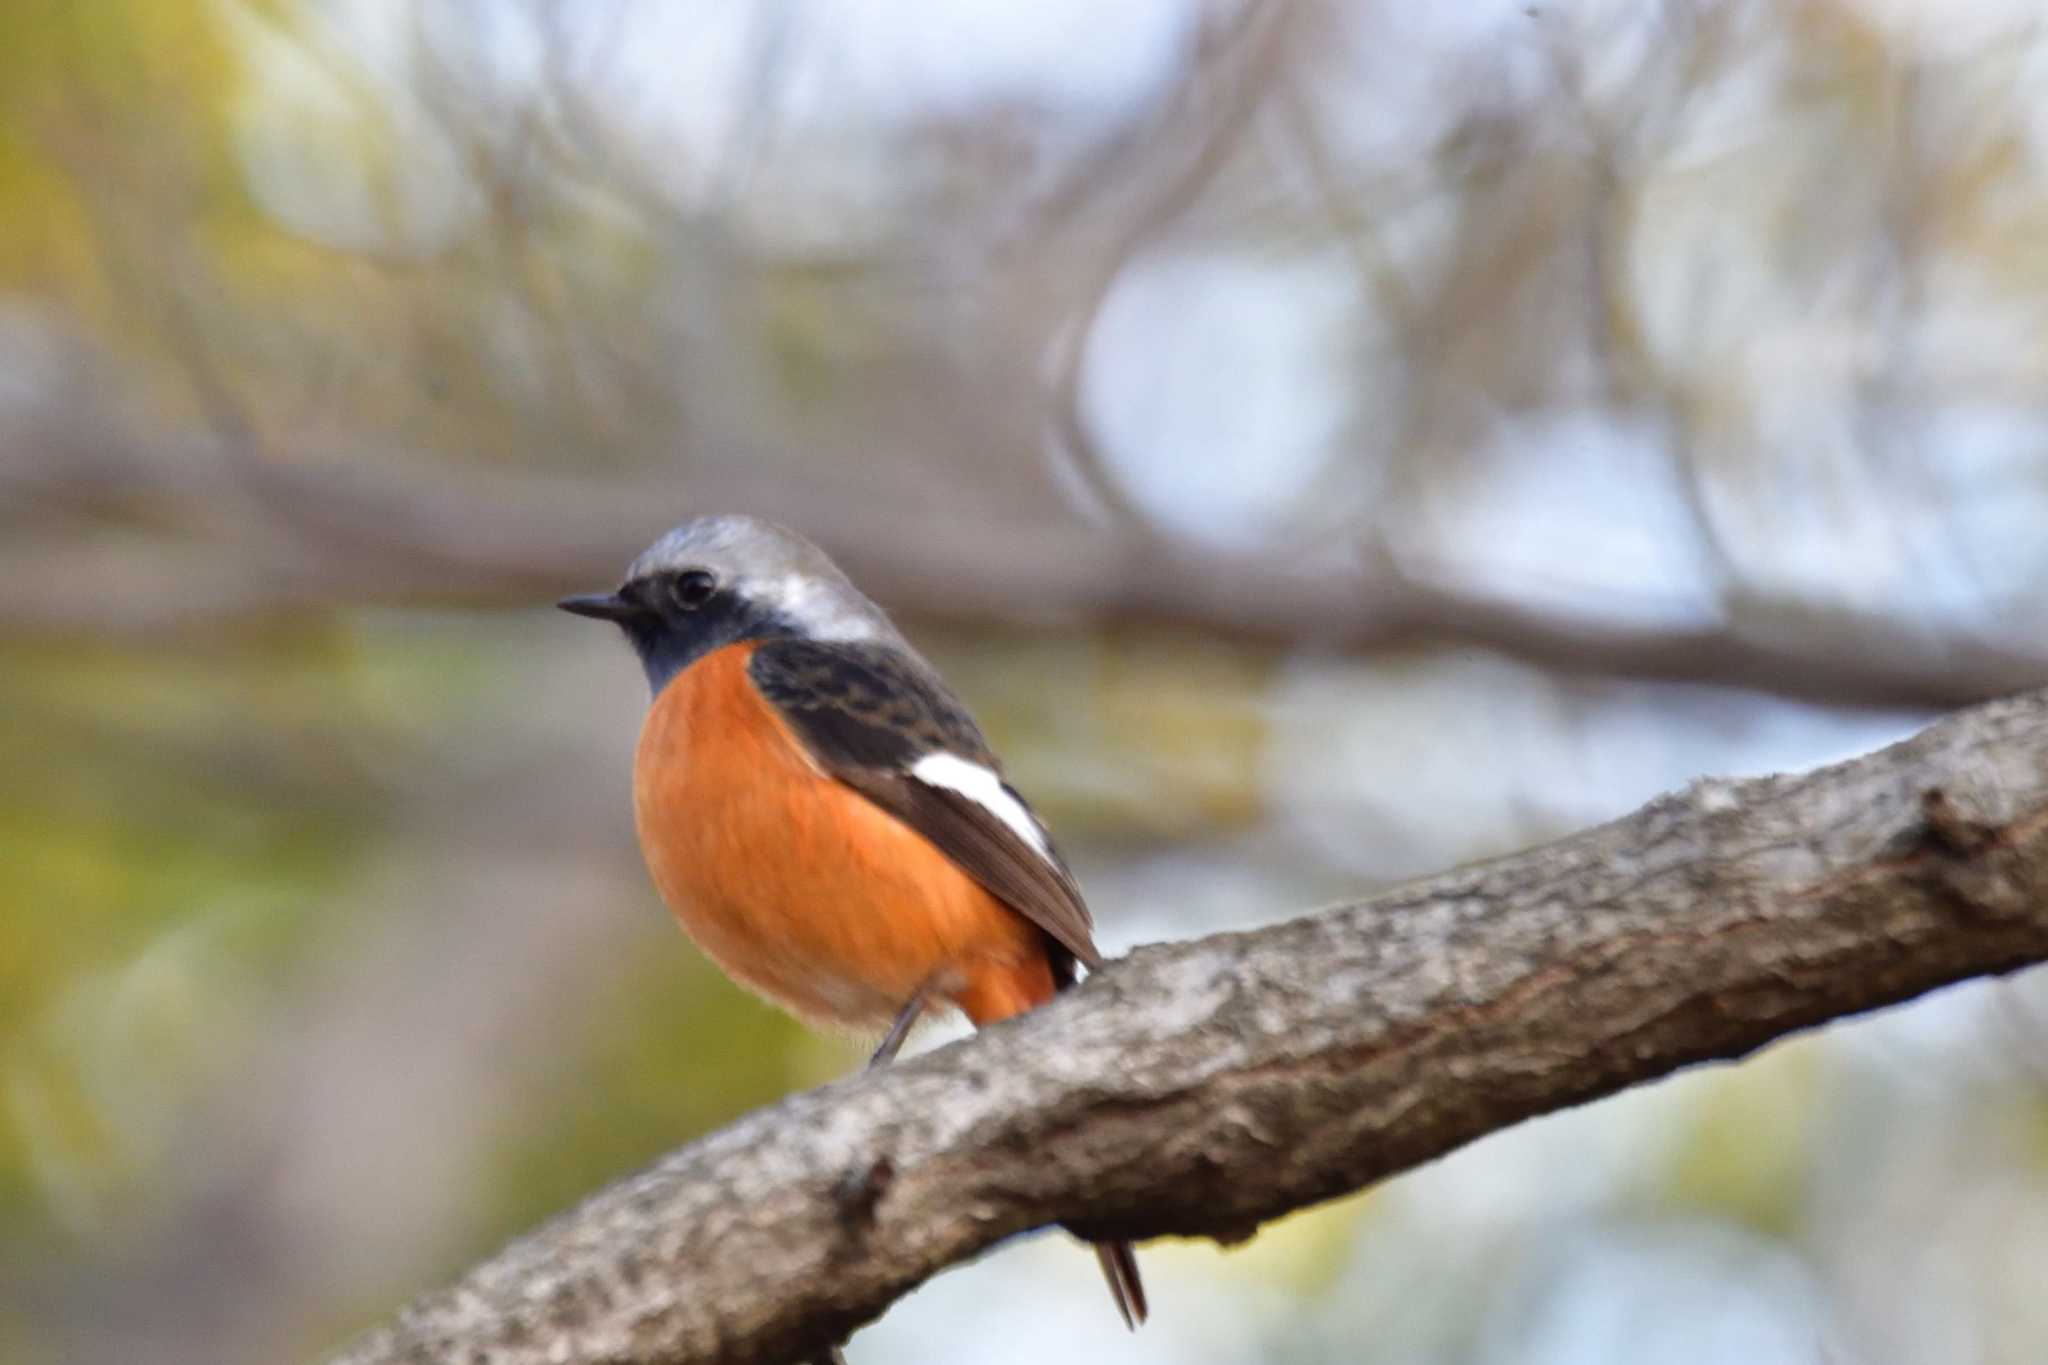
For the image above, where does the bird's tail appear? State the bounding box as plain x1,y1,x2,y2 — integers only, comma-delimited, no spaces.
1094,1238,1148,1330
962,953,1150,1330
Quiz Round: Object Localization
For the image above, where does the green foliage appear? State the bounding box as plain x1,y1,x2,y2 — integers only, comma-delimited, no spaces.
1654,1041,1821,1238
480,947,847,1245
0,631,375,1244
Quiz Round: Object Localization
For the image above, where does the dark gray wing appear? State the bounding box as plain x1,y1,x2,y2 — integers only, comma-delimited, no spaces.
748,638,1101,972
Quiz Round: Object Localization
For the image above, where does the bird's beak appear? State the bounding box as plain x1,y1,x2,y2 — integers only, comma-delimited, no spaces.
556,592,640,623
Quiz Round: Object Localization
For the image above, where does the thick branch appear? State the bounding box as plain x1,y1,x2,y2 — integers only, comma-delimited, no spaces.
341,689,2048,1365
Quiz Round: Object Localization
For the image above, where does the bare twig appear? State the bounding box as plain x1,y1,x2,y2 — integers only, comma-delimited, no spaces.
1037,0,1297,528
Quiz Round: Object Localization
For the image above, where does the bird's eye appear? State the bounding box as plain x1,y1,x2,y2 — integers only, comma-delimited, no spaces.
669,569,718,611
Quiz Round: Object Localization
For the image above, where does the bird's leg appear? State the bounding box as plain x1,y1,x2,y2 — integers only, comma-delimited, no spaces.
811,992,932,1365
869,986,932,1067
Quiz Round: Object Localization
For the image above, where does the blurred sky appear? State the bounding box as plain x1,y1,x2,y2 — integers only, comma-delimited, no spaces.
9,2,2048,1363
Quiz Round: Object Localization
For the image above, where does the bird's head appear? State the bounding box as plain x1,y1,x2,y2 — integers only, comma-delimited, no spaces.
558,514,901,693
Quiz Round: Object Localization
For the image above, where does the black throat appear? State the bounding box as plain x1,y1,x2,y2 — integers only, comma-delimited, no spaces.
621,588,798,695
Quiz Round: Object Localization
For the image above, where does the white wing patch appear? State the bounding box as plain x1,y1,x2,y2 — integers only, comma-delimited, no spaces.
909,752,1054,861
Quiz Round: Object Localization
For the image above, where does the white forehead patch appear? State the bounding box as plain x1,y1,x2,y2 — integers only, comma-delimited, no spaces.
749,571,884,643
910,752,1054,861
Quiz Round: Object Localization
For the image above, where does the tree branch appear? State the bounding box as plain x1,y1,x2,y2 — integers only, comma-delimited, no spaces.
11,416,2048,707
6,335,2046,707
329,687,2048,1365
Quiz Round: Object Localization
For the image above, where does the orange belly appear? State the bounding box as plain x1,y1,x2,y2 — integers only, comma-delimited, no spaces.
632,641,1055,1032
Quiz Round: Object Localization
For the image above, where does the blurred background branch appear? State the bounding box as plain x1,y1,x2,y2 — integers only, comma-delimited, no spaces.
7,0,2048,701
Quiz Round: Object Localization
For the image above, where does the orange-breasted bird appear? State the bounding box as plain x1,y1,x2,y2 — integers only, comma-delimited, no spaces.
558,513,1146,1330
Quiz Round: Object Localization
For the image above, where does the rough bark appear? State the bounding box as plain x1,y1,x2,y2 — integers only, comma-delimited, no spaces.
330,689,2048,1365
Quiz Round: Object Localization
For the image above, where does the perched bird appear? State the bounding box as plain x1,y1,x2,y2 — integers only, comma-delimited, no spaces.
558,513,1145,1329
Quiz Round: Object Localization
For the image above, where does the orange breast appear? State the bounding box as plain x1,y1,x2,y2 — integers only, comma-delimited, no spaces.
632,641,1054,1032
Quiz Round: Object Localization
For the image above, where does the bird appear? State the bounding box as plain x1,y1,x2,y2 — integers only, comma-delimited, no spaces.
558,513,1146,1332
